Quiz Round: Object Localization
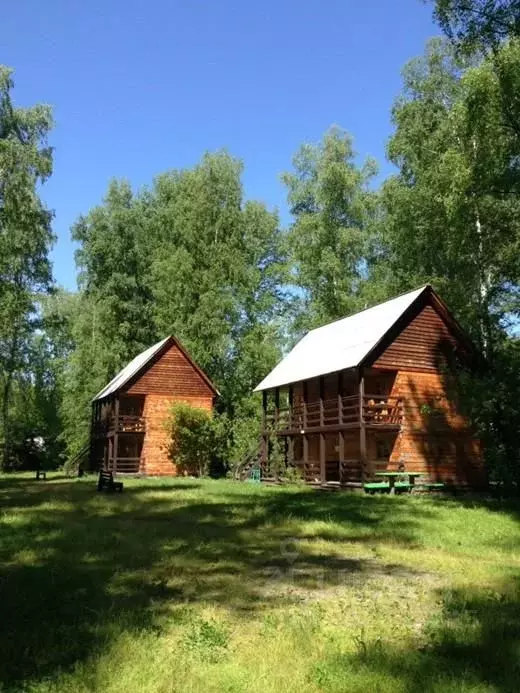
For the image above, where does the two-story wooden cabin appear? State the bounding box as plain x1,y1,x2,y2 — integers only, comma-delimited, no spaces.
254,286,485,488
89,336,218,476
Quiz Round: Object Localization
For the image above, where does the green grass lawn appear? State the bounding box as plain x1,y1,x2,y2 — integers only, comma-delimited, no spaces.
1,474,519,693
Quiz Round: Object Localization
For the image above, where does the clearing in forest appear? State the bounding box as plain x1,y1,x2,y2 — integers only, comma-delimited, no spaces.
0,474,519,693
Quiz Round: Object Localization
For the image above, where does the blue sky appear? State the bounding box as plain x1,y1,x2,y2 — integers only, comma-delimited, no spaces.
4,0,438,290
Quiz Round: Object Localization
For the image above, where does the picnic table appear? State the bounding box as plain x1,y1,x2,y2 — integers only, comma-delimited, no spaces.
374,471,422,493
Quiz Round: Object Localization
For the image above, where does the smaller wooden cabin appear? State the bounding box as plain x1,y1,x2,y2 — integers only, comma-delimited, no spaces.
89,336,218,476
254,286,486,488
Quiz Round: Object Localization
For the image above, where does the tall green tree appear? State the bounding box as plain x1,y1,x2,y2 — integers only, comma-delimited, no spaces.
72,179,156,375
379,38,520,487
431,2,520,163
66,152,288,463
58,181,158,456
44,290,94,460
283,127,377,330
146,152,288,419
379,38,520,352
432,0,520,52
0,66,54,469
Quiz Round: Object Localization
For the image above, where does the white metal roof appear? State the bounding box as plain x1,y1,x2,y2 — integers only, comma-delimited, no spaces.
93,337,170,401
254,286,428,391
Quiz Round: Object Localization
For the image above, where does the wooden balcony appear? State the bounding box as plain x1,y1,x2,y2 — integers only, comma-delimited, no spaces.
112,415,146,433
94,415,146,436
265,394,403,434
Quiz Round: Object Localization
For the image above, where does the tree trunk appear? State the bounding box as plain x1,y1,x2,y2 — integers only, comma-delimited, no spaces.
472,138,493,358
1,331,20,470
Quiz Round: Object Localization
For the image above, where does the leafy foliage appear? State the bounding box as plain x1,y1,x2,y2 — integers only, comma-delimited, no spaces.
60,152,287,461
378,39,520,346
376,36,520,488
283,127,377,330
168,402,227,477
432,0,520,52
0,66,56,469
3,24,520,488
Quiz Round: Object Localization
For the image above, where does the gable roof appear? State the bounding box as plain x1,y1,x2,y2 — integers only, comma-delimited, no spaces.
93,336,219,401
255,285,447,392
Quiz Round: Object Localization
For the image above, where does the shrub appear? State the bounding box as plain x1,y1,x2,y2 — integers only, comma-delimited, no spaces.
168,402,226,477
226,414,260,474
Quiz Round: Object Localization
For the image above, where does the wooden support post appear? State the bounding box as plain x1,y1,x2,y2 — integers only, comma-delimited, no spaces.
88,402,95,471
319,376,325,482
303,381,308,428
359,369,367,482
302,381,308,479
319,376,325,426
288,435,294,466
274,387,280,428
337,371,344,482
288,385,294,429
262,391,268,471
320,433,326,483
113,396,120,477
337,371,343,425
338,430,345,483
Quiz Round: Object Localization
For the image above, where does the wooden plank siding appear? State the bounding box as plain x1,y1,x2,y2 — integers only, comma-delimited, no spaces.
264,298,485,488
140,394,213,475
365,302,485,486
124,343,215,398
92,341,216,476
125,344,214,475
371,304,461,372
382,370,485,486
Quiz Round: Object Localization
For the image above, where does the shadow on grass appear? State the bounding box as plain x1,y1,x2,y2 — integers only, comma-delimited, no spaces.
430,490,520,519
0,476,517,690
314,578,520,693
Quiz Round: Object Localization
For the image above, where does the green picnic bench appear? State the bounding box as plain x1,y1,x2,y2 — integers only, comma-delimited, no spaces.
364,482,390,494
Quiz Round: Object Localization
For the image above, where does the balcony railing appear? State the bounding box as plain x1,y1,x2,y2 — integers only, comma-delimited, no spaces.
111,415,146,433
94,415,146,435
106,456,142,474
265,394,403,432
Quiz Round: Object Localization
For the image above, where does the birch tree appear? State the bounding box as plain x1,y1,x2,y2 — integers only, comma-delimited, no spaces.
379,39,520,354
283,127,377,330
0,66,54,469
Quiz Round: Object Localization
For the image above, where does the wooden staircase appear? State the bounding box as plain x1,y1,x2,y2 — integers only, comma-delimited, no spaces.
67,442,91,475
234,443,264,481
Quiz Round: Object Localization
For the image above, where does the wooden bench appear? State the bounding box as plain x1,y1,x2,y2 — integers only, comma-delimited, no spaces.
35,469,47,481
419,482,445,491
97,470,123,493
364,482,390,494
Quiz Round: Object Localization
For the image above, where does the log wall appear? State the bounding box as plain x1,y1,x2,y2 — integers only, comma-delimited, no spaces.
372,304,460,372
125,343,214,398
368,302,485,486
281,301,484,487
378,370,485,486
140,394,213,476
123,342,214,476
